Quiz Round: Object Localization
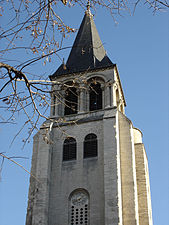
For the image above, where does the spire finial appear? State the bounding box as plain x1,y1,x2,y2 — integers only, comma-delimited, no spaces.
87,0,90,10
86,0,91,15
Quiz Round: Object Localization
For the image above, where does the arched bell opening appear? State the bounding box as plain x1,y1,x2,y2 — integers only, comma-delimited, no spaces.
64,86,78,116
89,82,102,111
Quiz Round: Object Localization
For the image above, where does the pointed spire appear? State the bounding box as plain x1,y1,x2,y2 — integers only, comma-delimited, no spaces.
51,9,114,78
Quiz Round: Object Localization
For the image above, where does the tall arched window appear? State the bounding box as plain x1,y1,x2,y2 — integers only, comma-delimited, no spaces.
84,133,98,158
69,189,89,225
63,137,76,161
64,87,78,115
89,83,102,111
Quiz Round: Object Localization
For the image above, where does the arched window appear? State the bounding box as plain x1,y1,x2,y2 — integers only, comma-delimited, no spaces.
84,133,98,158
64,87,78,115
69,189,89,225
89,83,102,111
63,137,76,161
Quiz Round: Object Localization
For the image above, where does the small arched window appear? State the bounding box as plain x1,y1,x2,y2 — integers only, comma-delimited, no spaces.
89,83,102,111
63,137,76,161
69,189,89,225
64,87,78,115
84,133,98,158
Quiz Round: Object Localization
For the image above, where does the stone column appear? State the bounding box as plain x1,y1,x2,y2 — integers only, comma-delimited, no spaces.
86,88,89,112
113,82,118,107
50,85,60,117
78,86,86,113
50,92,55,117
105,83,112,108
101,83,105,109
58,89,65,117
109,85,113,107
54,86,61,117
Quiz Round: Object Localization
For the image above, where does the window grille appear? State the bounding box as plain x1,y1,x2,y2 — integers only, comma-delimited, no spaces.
84,134,97,158
89,83,102,111
63,137,76,161
64,87,78,115
69,190,89,225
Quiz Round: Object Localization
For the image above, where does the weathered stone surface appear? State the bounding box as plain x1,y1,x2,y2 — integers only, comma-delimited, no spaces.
135,143,153,225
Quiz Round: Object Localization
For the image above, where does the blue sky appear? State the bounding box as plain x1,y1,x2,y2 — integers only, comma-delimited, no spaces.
1,3,169,225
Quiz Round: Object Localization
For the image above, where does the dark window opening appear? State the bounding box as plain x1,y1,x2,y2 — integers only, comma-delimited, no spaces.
84,133,98,158
89,83,102,111
64,87,78,115
63,137,76,161
53,94,56,116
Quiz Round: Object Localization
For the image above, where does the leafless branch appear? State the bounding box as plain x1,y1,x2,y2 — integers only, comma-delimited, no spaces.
0,152,40,182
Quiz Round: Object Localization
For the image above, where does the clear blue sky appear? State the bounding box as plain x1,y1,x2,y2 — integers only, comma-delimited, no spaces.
1,3,169,225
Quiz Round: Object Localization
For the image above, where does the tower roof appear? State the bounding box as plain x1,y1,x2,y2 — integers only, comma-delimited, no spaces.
50,10,114,79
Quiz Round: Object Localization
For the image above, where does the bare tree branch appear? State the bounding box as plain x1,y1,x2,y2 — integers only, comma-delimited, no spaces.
0,152,40,182
0,0,168,149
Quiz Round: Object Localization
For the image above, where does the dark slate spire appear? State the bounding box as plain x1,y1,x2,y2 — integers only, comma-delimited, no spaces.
50,8,114,79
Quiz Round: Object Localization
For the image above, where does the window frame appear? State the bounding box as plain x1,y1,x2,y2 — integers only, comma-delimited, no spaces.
89,82,102,111
69,189,90,225
63,137,77,161
83,133,98,159
64,87,78,116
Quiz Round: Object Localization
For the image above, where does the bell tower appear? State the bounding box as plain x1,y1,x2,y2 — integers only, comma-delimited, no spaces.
26,7,153,225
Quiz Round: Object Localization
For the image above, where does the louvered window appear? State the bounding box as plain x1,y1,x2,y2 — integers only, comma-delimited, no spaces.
89,83,102,111
65,87,78,115
84,134,97,158
63,137,77,161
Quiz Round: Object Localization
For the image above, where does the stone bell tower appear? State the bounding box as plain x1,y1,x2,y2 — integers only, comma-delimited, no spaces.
26,6,153,225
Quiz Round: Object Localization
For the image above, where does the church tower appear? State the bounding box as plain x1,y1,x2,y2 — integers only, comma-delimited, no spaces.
26,7,153,225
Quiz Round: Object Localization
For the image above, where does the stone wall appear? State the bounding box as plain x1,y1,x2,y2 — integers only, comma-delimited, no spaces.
48,108,121,225
135,143,153,225
118,112,139,225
